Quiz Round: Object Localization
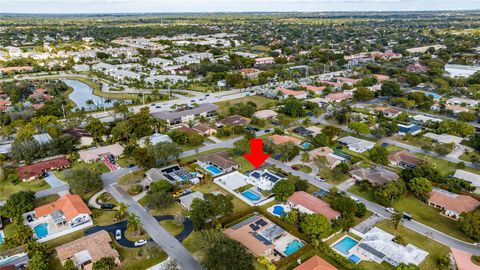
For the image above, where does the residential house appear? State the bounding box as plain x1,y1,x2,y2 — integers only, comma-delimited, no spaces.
445,64,480,78
65,127,93,147
424,133,463,145
293,255,337,270
374,107,401,118
406,63,429,74
248,170,285,191
137,133,173,147
337,136,375,153
371,52,402,60
147,57,174,67
344,54,373,68
308,147,346,169
397,124,421,136
453,170,480,193
411,115,442,124
179,191,205,210
428,188,480,220
78,143,124,163
446,98,479,108
325,92,352,103
151,103,219,125
56,230,120,269
197,151,239,174
406,45,446,54
357,227,428,267
388,150,422,169
91,62,116,73
350,168,399,186
335,77,360,86
305,126,322,136
33,133,53,145
34,194,92,228
287,191,340,221
268,134,302,146
0,66,33,74
277,87,308,100
301,84,326,95
255,57,275,66
372,74,390,81
240,68,260,79
17,156,70,181
293,126,314,137
192,123,216,136
217,115,250,127
253,109,278,120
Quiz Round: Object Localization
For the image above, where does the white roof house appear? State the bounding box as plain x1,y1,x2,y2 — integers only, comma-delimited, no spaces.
33,133,53,145
147,57,174,67
357,227,429,267
179,191,204,210
253,109,278,119
411,115,442,124
138,133,173,147
453,169,480,192
145,75,188,83
446,97,479,107
424,133,464,145
337,136,375,153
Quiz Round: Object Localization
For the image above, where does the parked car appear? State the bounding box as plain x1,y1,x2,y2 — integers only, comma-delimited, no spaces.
150,103,156,106
264,129,271,133
385,207,396,214
314,176,325,182
474,243,480,247
101,203,115,210
190,100,195,102
291,166,299,171
127,164,135,168
349,196,361,203
134,239,147,247
155,106,161,109
115,229,122,240
402,212,413,221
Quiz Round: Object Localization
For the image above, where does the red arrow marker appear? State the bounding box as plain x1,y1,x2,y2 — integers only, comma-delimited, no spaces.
243,138,270,169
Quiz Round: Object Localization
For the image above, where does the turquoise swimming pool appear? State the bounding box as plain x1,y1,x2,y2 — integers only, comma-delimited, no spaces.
0,232,3,244
205,165,222,175
241,190,261,201
34,223,49,239
301,142,312,149
333,236,358,255
284,239,304,255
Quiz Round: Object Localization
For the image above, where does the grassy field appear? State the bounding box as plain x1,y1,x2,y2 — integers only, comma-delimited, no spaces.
159,220,185,236
214,95,276,115
118,169,145,186
415,153,480,176
319,167,350,185
0,180,50,200
376,220,450,270
347,185,473,243
114,242,168,270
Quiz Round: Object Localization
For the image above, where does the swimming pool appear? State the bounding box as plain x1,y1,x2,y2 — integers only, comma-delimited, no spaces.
272,205,286,217
301,142,312,149
348,254,361,263
284,239,304,255
205,165,222,175
0,232,3,244
241,190,261,201
333,236,358,255
34,223,49,239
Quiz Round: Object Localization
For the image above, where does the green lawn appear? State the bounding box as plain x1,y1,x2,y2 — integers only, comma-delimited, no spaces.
348,185,473,243
214,95,276,115
192,182,252,215
292,164,312,174
114,242,168,270
232,155,255,173
180,148,230,163
376,220,450,270
319,167,349,185
118,169,145,186
0,180,50,200
159,220,184,236
34,194,59,207
415,153,480,176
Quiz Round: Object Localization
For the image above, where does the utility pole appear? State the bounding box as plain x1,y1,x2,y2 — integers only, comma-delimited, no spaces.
61,104,66,119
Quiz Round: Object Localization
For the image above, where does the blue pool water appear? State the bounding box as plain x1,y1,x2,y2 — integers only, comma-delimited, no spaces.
348,254,361,263
273,205,286,217
0,232,3,244
34,223,49,239
241,190,261,201
205,165,222,175
301,142,312,149
333,237,358,255
284,239,304,255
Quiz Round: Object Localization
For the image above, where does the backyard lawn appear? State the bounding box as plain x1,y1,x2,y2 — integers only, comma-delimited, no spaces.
347,185,473,243
0,179,50,200
232,155,254,173
214,95,276,115
192,182,252,214
376,220,450,270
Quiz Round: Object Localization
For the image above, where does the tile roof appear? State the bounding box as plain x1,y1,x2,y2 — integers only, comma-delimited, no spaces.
55,230,119,264
218,115,250,126
293,255,337,270
269,134,302,145
350,168,399,185
428,189,480,214
35,194,92,222
301,84,326,92
278,87,307,96
197,151,238,170
16,156,70,179
388,150,421,166
288,191,340,221
78,143,124,162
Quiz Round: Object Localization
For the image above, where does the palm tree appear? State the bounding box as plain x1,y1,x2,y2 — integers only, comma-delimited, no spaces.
127,213,141,235
86,99,95,110
115,202,128,220
390,211,403,234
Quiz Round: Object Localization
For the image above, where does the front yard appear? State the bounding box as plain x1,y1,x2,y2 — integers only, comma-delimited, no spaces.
0,179,50,200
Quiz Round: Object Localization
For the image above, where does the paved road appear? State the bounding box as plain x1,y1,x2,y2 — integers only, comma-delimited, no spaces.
35,184,70,199
265,158,480,255
105,183,203,269
85,214,193,248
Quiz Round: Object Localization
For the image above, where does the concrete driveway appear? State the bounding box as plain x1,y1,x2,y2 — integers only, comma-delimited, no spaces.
44,172,67,188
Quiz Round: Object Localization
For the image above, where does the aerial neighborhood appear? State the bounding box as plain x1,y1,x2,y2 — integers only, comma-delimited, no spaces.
1,9,480,270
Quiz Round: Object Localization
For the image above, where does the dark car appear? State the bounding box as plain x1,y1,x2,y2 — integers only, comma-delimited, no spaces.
101,203,115,210
252,127,260,132
127,164,135,168
264,129,271,133
26,215,34,223
291,166,299,171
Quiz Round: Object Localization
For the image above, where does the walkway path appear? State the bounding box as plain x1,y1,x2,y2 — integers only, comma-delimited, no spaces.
88,189,106,209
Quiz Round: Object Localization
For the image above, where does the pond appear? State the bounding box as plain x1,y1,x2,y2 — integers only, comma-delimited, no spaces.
64,79,130,111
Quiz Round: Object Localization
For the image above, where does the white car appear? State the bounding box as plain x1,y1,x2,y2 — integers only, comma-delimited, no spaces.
350,196,361,203
134,239,147,247
115,229,122,240
315,176,326,182
474,243,480,247
385,207,396,214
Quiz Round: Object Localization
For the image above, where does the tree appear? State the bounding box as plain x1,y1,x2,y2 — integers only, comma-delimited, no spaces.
459,209,480,241
395,263,419,270
127,213,141,235
330,196,358,214
401,163,444,184
201,232,253,270
294,179,309,192
368,146,388,165
14,224,34,246
284,208,301,227
333,214,355,231
67,167,102,194
93,257,116,270
276,142,300,162
390,212,404,234
145,191,175,212
150,180,174,193
189,194,233,230
85,117,107,143
373,181,406,206
408,177,432,200
353,87,375,101
16,123,37,142
130,147,156,168
62,259,76,270
272,180,295,201
457,112,477,122
28,251,49,270
1,190,35,219
312,133,330,147
348,122,370,135
150,142,182,164
321,126,341,139
115,202,128,220
380,80,402,97
300,214,331,240
278,97,305,117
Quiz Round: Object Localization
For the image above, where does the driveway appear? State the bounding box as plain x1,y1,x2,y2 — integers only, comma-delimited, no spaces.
85,215,193,248
44,172,67,188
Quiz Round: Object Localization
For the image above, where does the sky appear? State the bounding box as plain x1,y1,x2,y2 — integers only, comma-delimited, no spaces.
1,0,480,14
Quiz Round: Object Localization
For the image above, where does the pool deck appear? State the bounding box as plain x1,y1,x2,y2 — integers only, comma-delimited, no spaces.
214,178,275,206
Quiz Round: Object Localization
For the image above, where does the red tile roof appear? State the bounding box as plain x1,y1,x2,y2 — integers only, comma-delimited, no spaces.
428,190,480,214
278,87,307,96
16,156,70,180
288,191,340,221
301,84,326,92
294,255,337,270
269,134,302,145
35,194,92,221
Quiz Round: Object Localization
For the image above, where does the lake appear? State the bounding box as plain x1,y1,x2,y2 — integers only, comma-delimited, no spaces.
64,79,129,111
